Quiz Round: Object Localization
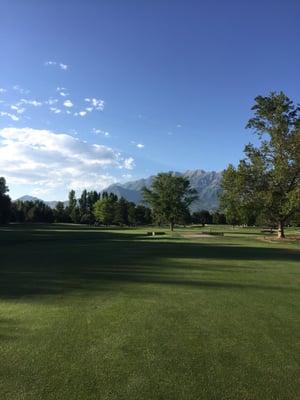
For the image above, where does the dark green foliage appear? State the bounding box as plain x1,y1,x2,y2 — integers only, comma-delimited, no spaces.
142,173,197,230
192,210,212,226
113,197,129,225
221,92,300,237
54,202,70,223
0,177,11,224
11,200,54,223
211,211,227,225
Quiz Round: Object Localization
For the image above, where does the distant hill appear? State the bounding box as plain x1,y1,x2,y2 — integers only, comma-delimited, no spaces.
104,169,222,211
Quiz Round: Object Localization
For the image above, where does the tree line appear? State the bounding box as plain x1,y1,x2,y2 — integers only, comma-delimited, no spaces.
0,186,153,226
0,176,227,227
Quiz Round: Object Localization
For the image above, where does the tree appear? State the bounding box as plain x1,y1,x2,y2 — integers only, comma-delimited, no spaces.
0,177,11,224
211,211,227,225
220,92,300,238
127,202,137,226
93,194,117,225
67,190,80,223
79,189,88,216
192,210,212,226
135,205,152,225
54,201,69,223
142,173,198,231
113,197,129,225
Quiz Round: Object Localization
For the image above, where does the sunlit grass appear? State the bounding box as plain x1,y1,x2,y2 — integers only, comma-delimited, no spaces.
0,224,299,399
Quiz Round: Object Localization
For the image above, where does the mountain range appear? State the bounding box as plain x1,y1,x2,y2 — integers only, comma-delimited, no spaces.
17,169,222,211
105,170,222,211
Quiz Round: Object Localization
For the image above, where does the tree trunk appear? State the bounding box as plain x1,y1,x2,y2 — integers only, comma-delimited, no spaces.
170,221,174,231
277,221,285,239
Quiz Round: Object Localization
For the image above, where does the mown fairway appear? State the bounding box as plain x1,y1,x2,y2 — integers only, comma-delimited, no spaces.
0,224,299,400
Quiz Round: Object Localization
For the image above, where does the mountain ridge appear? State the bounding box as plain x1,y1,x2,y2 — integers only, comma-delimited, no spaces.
16,169,223,211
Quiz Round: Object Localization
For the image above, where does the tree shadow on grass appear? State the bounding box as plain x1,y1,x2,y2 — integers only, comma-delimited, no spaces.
0,226,299,300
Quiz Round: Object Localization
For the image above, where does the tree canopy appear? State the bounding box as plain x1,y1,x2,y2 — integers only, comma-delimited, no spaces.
0,177,11,224
220,92,300,237
142,172,197,231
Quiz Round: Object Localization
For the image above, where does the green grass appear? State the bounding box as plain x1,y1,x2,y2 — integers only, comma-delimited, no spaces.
0,224,299,399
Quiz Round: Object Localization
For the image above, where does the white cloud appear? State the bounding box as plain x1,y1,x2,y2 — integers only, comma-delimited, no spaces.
92,128,110,137
0,111,19,121
136,143,144,149
18,99,42,107
44,61,56,66
44,61,69,70
50,107,61,114
123,157,135,170
60,92,68,97
176,124,182,128
11,105,26,114
13,85,30,94
0,127,135,195
45,98,58,106
63,99,73,108
0,88,6,94
74,111,87,117
84,97,105,111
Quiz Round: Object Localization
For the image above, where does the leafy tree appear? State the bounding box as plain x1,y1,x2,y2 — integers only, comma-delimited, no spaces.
127,202,137,226
211,211,227,225
142,172,198,231
93,194,118,225
113,197,129,225
0,177,11,224
221,92,300,238
135,205,152,225
192,210,212,226
11,200,54,223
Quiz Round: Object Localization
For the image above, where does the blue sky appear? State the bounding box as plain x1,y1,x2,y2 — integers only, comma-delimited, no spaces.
1,0,300,200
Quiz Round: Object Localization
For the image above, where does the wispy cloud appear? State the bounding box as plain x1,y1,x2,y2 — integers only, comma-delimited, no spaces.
131,140,145,149
74,111,87,117
10,105,26,114
92,128,110,137
13,85,30,94
50,107,61,114
0,88,6,94
19,99,42,107
44,61,69,70
84,97,105,111
45,98,58,106
0,111,19,121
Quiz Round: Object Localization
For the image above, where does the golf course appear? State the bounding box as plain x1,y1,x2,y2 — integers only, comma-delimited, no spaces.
1,224,299,400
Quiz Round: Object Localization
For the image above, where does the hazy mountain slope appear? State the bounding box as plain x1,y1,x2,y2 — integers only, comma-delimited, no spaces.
105,169,222,211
